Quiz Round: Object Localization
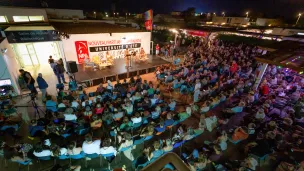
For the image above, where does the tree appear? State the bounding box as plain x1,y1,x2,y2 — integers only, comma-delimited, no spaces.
184,7,198,27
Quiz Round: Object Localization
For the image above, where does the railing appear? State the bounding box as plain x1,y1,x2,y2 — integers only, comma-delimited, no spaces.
142,152,191,171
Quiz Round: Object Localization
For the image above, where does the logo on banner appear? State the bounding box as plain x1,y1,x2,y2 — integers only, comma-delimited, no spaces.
145,20,152,31
75,41,89,64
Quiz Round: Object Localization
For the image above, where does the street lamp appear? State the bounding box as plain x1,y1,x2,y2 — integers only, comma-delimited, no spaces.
222,12,225,17
213,12,216,16
296,13,302,25
246,12,249,18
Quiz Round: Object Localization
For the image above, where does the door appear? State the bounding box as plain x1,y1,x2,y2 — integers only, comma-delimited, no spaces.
26,44,39,65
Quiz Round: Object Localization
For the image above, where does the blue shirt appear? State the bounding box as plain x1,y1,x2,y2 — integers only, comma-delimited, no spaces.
231,106,243,113
36,77,48,89
46,100,57,112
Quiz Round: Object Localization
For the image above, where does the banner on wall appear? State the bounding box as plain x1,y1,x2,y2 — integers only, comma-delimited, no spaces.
5,30,60,43
74,38,142,64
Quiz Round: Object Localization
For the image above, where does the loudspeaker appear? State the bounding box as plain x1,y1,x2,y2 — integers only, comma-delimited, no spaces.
66,61,78,73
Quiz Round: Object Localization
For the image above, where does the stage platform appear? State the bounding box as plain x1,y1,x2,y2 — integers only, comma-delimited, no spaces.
74,55,170,86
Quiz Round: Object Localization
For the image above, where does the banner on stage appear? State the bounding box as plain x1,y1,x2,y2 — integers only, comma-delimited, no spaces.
74,39,142,64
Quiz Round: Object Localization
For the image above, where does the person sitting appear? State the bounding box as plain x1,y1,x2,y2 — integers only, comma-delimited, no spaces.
95,104,104,115
255,108,266,121
232,126,249,142
120,117,133,132
201,101,211,114
67,141,82,156
46,96,57,112
63,108,77,122
162,139,173,152
90,115,102,129
131,112,142,124
149,141,164,161
208,145,223,162
50,144,67,157
122,101,133,115
118,133,134,160
140,124,154,137
216,131,228,151
83,106,93,119
183,127,196,141
168,99,176,111
33,142,52,157
82,134,101,155
100,138,117,158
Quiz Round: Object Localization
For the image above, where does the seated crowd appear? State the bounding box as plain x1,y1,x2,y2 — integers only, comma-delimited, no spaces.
0,38,303,171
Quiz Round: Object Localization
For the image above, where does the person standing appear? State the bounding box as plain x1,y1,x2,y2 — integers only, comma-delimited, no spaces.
53,62,66,84
48,56,55,71
36,73,48,101
19,69,38,94
155,44,160,56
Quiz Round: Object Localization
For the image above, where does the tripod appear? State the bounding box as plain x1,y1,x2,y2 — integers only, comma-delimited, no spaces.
28,97,45,119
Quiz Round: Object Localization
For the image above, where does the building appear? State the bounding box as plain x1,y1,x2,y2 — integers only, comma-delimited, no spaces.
154,14,184,23
0,6,151,95
45,8,85,19
0,6,48,23
255,18,283,27
171,11,182,16
212,16,250,25
272,28,304,36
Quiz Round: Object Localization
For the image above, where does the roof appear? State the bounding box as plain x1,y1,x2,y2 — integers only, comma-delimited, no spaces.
5,26,55,31
51,22,142,34
255,41,304,72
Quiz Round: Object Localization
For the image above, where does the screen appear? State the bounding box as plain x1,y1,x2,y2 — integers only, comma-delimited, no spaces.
0,79,12,86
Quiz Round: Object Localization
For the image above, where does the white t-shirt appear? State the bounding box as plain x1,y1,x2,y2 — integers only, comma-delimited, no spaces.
82,100,92,107
82,140,101,154
131,117,142,124
58,103,66,108
64,114,77,121
100,146,117,156
51,148,68,156
195,83,201,92
71,101,79,108
33,150,52,157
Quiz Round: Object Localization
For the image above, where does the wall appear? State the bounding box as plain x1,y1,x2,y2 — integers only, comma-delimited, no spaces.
0,6,48,23
256,18,282,26
272,28,304,36
61,32,151,64
212,17,249,25
45,8,85,19
0,38,21,94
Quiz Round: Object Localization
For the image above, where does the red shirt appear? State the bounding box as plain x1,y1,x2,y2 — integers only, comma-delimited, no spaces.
261,85,269,95
156,45,160,50
230,63,238,73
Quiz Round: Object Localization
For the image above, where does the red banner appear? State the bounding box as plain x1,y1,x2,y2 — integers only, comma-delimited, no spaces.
186,30,208,37
145,20,152,31
75,41,89,64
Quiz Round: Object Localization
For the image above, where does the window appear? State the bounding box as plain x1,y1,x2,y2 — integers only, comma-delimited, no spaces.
13,16,29,22
29,16,44,22
0,16,8,23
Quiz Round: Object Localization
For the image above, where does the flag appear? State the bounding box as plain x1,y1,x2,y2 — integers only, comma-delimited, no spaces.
145,20,152,31
144,9,153,21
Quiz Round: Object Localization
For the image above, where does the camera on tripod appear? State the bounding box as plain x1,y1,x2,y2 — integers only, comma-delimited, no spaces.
30,93,36,101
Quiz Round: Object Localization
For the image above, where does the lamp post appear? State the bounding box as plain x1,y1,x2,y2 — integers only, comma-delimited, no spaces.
246,12,249,18
222,12,225,17
296,13,302,25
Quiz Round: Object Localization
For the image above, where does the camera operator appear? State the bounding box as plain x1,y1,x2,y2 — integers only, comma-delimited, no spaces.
19,69,38,95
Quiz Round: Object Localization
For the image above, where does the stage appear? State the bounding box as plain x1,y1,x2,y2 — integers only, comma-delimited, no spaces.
73,55,170,86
